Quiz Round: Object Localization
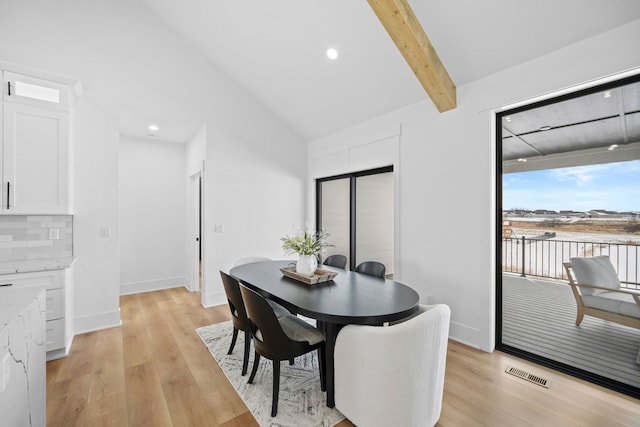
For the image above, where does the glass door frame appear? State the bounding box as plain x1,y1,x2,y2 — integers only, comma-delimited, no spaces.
495,73,640,399
315,166,393,271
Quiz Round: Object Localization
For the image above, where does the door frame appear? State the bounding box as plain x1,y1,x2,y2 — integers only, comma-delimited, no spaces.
494,71,640,399
189,169,203,293
315,165,394,272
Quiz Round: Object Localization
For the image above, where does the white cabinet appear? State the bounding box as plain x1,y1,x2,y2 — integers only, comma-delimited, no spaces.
1,71,70,214
2,103,69,213
0,269,71,360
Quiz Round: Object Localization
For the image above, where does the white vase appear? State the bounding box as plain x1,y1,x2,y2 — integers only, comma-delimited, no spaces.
296,254,318,276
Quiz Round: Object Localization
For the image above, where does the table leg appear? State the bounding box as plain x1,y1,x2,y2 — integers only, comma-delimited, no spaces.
317,321,343,408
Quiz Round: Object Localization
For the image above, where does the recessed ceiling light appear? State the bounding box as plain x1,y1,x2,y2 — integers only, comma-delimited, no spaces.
326,48,338,61
608,144,619,151
538,125,552,131
604,90,612,98
517,158,527,162
505,117,512,122
148,124,159,132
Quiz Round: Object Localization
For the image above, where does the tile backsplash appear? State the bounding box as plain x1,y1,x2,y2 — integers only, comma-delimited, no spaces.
0,215,73,261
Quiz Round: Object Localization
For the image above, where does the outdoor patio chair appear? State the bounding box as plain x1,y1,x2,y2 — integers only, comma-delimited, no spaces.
563,256,640,329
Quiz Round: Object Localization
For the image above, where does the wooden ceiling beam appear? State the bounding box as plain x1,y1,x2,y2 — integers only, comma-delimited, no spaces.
367,0,456,112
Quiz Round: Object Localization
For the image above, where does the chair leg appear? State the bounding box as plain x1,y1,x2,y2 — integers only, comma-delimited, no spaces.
248,351,260,384
318,346,326,392
228,327,239,355
242,330,251,376
289,358,294,365
271,360,280,417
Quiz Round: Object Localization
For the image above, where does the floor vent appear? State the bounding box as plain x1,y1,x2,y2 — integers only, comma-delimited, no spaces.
505,366,549,388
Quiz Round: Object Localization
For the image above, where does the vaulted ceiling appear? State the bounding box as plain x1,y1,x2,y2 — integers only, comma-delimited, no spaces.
131,0,640,142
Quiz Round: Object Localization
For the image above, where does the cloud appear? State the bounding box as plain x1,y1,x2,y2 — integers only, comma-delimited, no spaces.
503,176,529,187
549,164,610,186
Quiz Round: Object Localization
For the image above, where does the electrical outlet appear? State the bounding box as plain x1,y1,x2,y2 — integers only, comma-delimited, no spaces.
49,228,60,240
1,352,9,392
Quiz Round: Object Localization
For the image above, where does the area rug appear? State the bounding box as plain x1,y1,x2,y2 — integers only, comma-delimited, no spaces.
196,321,345,427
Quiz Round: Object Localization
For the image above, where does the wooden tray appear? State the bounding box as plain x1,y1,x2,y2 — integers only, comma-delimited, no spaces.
280,266,337,285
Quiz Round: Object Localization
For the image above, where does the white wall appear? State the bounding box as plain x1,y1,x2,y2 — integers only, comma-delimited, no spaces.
202,113,307,307
72,98,121,333
309,20,640,351
0,0,307,331
119,135,186,295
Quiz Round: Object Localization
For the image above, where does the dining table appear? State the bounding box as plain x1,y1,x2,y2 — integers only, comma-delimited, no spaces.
229,259,420,408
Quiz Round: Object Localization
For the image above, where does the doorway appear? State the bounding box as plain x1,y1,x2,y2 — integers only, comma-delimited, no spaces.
190,171,203,292
495,73,640,398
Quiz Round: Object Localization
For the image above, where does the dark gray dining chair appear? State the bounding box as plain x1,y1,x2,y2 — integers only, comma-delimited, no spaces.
323,254,347,269
219,271,289,375
240,285,326,417
355,261,386,279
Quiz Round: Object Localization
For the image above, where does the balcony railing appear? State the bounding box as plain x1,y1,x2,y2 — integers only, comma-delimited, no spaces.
502,237,640,290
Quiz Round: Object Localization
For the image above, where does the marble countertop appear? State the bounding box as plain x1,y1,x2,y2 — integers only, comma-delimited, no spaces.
0,258,75,276
0,286,46,332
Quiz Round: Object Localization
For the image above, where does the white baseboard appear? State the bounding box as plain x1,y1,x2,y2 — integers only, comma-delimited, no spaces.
120,276,186,296
74,308,122,335
202,290,226,308
46,333,74,361
449,320,482,350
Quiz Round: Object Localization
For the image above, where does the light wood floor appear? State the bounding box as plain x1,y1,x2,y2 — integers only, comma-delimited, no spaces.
46,287,640,426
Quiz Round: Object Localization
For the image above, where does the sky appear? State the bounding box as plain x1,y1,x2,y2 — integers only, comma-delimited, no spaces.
503,159,640,213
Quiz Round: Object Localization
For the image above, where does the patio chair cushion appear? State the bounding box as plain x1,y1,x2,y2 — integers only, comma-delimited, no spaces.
570,256,620,296
582,292,640,319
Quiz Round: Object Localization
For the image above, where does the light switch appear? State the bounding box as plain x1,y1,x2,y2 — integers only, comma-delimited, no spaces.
101,227,112,238
214,224,225,233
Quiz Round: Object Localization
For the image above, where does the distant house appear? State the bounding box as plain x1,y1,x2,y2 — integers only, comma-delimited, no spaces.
621,211,640,219
503,209,533,217
587,209,629,219
559,210,588,218
533,209,558,215
526,209,559,218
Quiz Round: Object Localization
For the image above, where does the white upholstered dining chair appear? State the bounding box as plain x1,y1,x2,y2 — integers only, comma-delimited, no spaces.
334,304,450,427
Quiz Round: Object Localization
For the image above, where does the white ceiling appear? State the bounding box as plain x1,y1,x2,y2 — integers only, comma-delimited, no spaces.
130,0,640,142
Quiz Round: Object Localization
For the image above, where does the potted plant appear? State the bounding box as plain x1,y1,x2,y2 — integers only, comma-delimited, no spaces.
281,229,331,276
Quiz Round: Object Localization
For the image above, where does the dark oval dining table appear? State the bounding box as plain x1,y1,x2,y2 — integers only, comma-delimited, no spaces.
229,260,420,408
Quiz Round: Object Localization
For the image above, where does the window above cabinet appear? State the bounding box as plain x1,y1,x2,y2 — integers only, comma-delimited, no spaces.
3,71,70,110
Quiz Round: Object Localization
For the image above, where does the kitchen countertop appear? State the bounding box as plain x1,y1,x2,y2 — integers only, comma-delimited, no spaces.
0,258,75,275
0,286,46,332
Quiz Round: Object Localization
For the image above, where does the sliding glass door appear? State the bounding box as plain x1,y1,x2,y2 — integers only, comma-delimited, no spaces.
316,167,394,276
318,177,351,267
496,73,640,399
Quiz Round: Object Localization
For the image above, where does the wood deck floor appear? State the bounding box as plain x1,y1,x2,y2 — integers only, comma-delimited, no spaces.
502,274,640,390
